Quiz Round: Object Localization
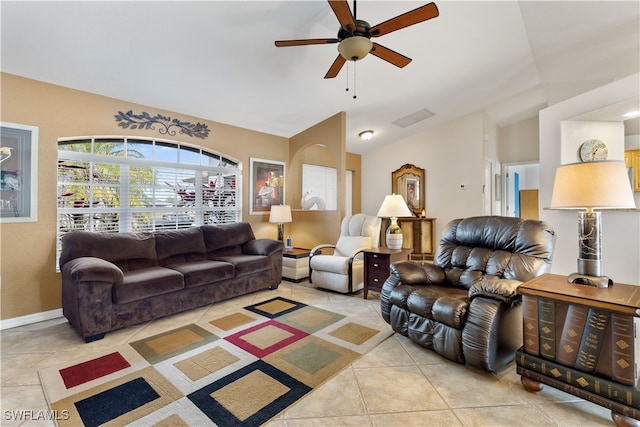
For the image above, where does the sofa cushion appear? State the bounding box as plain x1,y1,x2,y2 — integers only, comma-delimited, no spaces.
211,255,270,277
334,236,371,258
202,223,254,254
155,227,206,261
114,267,184,304
310,255,364,275
165,260,234,288
405,286,469,329
60,231,156,271
435,216,556,286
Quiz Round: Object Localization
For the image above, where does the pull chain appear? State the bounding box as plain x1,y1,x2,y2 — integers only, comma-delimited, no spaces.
345,61,350,93
353,61,357,99
344,61,357,99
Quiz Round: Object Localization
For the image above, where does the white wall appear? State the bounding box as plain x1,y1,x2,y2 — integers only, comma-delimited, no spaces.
560,121,624,163
540,73,640,285
362,112,486,240
498,116,540,163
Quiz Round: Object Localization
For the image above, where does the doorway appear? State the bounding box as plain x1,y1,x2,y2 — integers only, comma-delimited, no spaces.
502,162,540,218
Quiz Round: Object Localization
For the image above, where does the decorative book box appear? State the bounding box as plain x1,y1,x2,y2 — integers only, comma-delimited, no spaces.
517,274,640,426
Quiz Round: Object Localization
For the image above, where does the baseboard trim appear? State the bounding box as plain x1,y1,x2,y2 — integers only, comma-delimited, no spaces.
0,309,63,330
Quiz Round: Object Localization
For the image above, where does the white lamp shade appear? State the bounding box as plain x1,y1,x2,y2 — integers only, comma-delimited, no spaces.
338,36,373,61
377,194,413,218
550,161,636,209
269,205,292,223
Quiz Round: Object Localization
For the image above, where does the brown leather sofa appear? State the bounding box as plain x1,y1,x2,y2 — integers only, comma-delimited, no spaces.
381,216,556,372
60,223,283,342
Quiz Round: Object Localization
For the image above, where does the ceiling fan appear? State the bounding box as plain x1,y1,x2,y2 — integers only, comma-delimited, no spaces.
274,0,439,79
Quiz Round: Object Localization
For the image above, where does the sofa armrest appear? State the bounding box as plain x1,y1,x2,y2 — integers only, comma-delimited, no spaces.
63,257,124,284
380,261,444,324
244,238,284,257
468,277,522,307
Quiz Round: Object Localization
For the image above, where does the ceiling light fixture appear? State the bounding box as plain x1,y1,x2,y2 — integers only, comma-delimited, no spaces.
359,130,374,140
338,36,373,100
337,36,373,62
623,110,640,118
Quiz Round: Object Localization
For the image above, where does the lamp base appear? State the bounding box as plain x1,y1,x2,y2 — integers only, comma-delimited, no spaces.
567,272,612,288
569,211,611,288
385,217,403,250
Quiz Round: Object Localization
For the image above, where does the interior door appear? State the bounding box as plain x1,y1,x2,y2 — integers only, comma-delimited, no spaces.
519,189,539,220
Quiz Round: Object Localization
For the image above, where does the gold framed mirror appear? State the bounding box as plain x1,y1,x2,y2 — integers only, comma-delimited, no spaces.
392,163,425,216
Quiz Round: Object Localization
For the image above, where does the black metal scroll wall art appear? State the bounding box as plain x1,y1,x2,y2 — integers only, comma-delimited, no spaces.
114,110,211,139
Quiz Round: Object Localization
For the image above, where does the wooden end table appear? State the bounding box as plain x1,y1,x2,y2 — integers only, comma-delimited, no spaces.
282,248,311,282
363,247,412,299
517,273,640,426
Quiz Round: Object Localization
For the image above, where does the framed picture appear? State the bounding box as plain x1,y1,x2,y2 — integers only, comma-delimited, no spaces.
392,163,425,216
1,122,38,222
250,158,285,215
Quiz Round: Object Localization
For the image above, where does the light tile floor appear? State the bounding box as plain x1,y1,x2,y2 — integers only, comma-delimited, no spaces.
1,280,614,426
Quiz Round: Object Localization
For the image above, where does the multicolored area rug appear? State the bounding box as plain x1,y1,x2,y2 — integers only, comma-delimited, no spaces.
39,297,392,426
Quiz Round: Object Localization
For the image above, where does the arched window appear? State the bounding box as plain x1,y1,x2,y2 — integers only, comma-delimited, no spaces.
57,137,241,264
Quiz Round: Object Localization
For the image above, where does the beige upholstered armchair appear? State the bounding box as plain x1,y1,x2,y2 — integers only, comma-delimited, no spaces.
309,214,381,294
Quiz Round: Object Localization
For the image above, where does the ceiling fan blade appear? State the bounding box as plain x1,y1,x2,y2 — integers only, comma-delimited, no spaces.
328,0,356,32
324,55,346,79
275,38,339,47
369,2,439,37
370,43,412,68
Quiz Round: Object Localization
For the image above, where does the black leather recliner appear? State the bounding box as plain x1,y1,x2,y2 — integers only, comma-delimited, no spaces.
381,216,556,372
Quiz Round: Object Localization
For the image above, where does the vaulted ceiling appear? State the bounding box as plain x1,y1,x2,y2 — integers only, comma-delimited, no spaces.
2,1,638,153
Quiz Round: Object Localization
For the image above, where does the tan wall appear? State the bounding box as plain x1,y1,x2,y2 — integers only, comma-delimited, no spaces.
1,73,319,320
288,112,346,250
346,152,361,214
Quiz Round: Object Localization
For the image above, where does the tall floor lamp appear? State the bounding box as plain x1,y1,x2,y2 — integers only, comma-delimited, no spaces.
269,205,292,242
550,160,635,288
377,194,414,250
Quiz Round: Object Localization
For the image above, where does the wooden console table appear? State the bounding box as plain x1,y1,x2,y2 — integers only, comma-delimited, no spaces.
517,273,640,426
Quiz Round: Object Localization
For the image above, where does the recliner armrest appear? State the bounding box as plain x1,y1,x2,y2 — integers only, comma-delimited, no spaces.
390,261,446,285
62,257,124,284
468,277,522,306
310,244,335,256
346,247,369,260
244,238,283,257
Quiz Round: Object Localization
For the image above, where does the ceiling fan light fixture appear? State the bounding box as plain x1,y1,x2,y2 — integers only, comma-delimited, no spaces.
359,130,374,140
338,36,373,61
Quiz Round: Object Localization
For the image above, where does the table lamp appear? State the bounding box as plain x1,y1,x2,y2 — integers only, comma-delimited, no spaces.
377,194,414,249
550,160,636,288
269,205,292,242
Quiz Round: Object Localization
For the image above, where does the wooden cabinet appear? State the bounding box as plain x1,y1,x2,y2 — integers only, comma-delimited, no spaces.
517,274,640,426
625,149,640,192
382,217,436,260
363,248,412,299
